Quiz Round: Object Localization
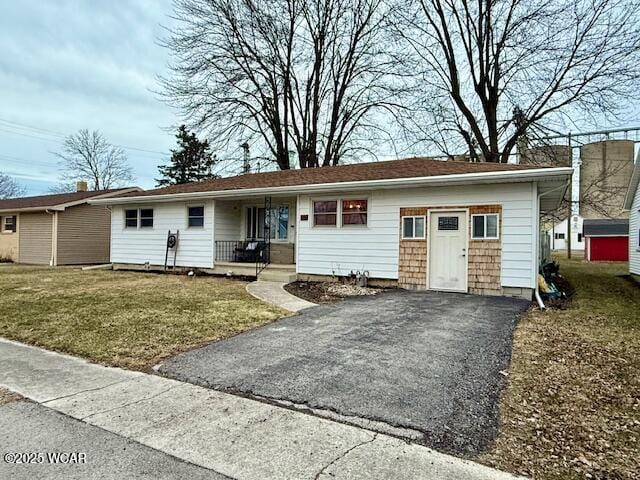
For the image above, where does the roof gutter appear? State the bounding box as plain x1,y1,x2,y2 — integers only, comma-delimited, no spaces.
89,167,573,205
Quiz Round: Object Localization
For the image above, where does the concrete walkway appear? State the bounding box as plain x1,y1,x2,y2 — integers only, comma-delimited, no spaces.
0,338,523,480
246,280,316,312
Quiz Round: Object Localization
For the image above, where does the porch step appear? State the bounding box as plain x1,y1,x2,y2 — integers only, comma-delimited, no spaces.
258,268,297,283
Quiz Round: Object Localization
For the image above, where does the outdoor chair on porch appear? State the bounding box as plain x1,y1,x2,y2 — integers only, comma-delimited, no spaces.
233,240,267,263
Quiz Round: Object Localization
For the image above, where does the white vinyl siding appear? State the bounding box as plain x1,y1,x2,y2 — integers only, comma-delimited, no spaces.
297,182,536,288
111,200,214,268
214,200,242,241
629,182,640,275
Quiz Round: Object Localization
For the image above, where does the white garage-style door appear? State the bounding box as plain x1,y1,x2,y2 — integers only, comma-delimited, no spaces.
428,211,468,292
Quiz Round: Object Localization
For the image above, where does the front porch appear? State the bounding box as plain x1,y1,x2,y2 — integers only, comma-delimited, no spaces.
212,196,297,281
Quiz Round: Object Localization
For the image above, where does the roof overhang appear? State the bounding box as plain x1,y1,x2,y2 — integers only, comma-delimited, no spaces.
0,187,142,214
90,167,573,206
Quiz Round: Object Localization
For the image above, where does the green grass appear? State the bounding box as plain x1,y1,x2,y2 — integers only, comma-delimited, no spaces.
480,257,639,479
0,266,286,370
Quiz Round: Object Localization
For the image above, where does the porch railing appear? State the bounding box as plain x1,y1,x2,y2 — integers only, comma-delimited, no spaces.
215,240,271,276
215,240,244,263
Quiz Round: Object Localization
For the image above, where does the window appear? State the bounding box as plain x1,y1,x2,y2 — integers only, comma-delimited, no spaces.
2,215,16,233
554,232,565,240
577,233,583,243
313,200,337,226
471,214,499,239
125,209,138,228
402,216,425,239
438,216,459,231
342,199,367,226
140,209,154,228
246,205,289,240
188,206,205,228
278,206,289,240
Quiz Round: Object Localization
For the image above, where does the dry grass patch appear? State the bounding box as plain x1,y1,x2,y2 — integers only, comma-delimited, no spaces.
480,258,639,479
0,266,286,370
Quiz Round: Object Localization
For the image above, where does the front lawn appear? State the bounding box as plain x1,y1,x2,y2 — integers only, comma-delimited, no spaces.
0,266,285,370
480,258,639,479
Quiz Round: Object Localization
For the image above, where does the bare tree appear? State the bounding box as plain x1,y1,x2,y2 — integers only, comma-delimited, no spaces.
55,130,134,190
161,0,408,170
396,0,640,162
0,172,25,199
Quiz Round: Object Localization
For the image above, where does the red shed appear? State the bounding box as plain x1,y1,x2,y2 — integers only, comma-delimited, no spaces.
583,219,629,262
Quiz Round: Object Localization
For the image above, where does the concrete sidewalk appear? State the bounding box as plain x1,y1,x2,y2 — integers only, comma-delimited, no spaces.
0,338,522,480
246,280,316,312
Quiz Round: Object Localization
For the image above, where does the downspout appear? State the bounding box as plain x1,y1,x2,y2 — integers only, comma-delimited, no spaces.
536,180,571,310
45,209,58,267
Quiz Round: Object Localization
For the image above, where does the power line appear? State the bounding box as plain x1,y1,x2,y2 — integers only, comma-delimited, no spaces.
0,154,59,169
0,117,170,156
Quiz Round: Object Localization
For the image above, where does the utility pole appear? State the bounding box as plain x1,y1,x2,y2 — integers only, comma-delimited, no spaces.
567,132,572,259
240,142,250,174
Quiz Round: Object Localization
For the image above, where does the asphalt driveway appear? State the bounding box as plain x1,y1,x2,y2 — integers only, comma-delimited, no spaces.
159,290,529,455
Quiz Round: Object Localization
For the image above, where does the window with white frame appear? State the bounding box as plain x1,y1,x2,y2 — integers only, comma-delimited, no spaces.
140,209,154,228
313,199,368,227
1,215,16,233
313,200,338,226
472,214,499,239
245,205,289,240
124,209,138,228
341,199,367,225
188,206,205,228
402,216,425,239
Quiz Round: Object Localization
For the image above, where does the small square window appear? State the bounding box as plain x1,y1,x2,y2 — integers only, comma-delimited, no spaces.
188,206,205,228
342,199,367,225
472,214,499,239
2,215,16,233
402,216,425,239
313,200,337,226
125,209,138,228
140,209,154,228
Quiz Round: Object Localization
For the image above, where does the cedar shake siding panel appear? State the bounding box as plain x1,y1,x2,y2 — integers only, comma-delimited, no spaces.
398,207,428,289
468,205,502,295
56,204,111,265
397,205,502,293
18,212,52,265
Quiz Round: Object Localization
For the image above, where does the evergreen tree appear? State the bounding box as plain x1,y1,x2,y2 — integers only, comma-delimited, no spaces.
156,125,218,186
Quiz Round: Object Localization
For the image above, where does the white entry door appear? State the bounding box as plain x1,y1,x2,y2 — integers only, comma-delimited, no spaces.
428,211,468,292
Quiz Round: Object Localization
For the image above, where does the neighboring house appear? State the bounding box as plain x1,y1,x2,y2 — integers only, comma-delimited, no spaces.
545,215,585,252
91,158,572,300
0,184,140,265
624,158,640,277
583,219,629,262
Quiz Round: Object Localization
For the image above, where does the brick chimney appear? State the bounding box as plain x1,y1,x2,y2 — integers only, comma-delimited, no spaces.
76,181,88,192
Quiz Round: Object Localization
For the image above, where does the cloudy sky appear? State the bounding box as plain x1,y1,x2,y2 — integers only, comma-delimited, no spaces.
0,1,178,195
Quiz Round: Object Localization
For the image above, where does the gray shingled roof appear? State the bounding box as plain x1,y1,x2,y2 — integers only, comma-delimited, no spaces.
583,218,629,237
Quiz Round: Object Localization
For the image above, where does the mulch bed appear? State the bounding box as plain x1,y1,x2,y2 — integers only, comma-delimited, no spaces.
284,281,381,304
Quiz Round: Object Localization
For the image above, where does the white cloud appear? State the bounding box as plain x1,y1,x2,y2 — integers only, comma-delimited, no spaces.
0,0,177,194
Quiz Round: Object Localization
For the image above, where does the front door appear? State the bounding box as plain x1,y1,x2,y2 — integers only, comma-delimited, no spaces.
428,211,468,292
